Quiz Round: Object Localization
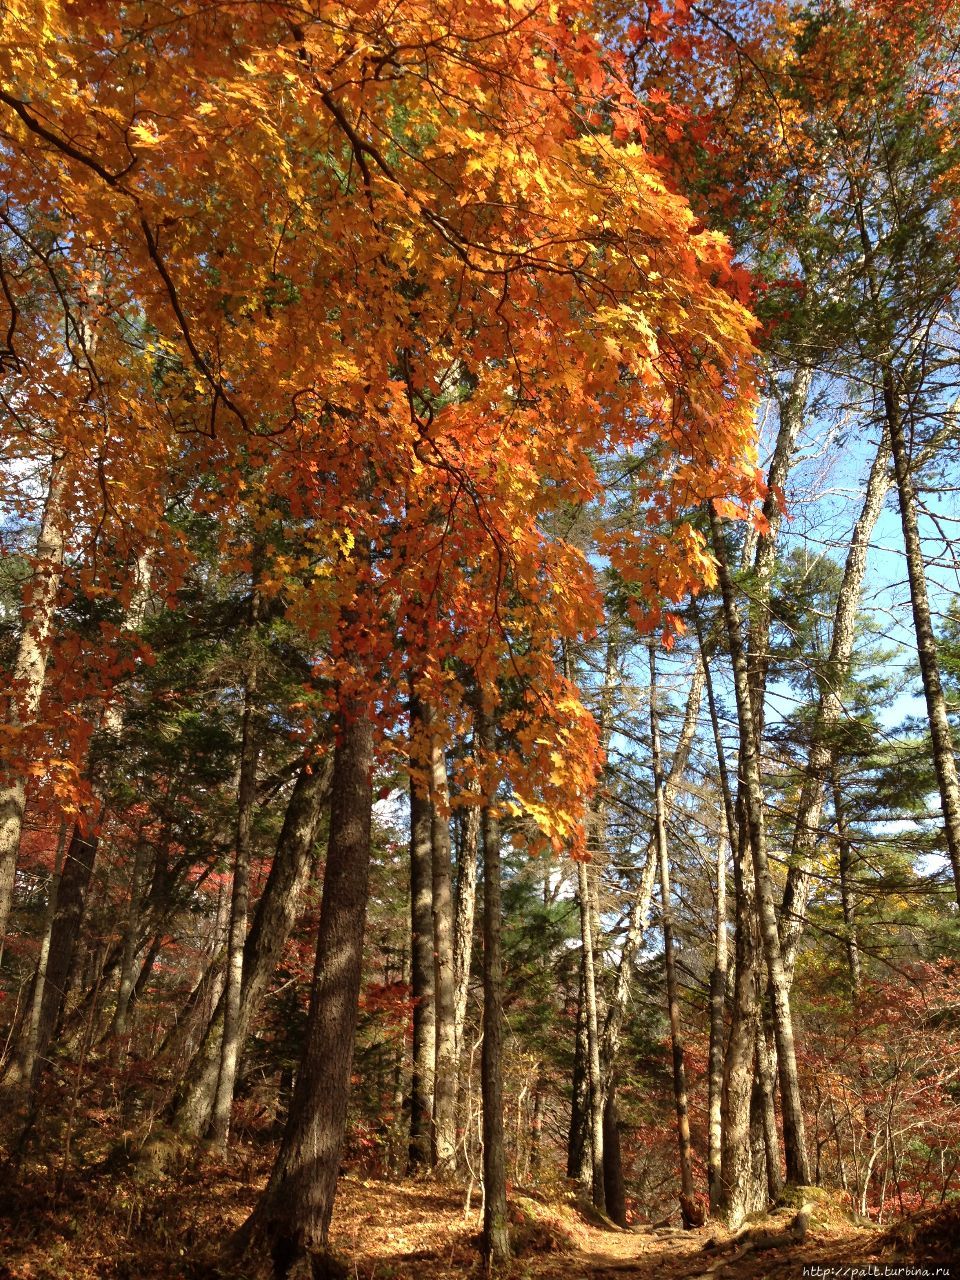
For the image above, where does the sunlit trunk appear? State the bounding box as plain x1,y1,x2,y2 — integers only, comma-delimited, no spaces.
430,731,458,1174
577,856,605,1213
711,508,811,1188
649,646,696,1211
781,434,892,976
209,577,261,1147
885,376,960,908
0,459,67,949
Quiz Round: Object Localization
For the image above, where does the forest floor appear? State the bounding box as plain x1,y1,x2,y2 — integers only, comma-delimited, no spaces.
0,1140,957,1280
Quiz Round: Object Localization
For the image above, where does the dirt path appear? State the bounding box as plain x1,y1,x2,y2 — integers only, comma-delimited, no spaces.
2,1160,954,1279
329,1179,891,1280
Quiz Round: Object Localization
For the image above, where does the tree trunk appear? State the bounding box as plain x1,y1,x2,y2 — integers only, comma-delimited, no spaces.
241,696,374,1278
747,366,813,742
529,1071,545,1174
567,968,592,1186
719,811,760,1227
699,618,755,1224
11,818,101,1099
707,815,728,1210
157,947,226,1070
710,506,811,1189
453,796,479,1064
408,692,435,1171
577,857,605,1213
478,709,510,1268
886,377,960,907
1,822,66,1095
756,1001,784,1200
168,755,332,1140
780,434,892,976
0,459,67,948
430,732,458,1174
598,659,704,1086
748,1070,769,1215
5,547,154,1084
833,770,862,997
108,836,153,1050
209,588,261,1147
602,1085,627,1227
649,646,696,1210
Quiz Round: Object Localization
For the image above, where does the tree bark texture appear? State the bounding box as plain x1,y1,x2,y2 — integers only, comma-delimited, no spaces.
169,755,332,1139
244,698,374,1279
452,796,479,1064
0,822,66,1095
834,771,862,997
780,434,892,976
756,1001,784,1200
0,459,67,948
747,366,813,743
885,376,960,907
706,815,728,1209
598,659,704,1087
109,835,154,1049
567,970,591,1186
14,819,101,1097
649,647,696,1207
430,732,458,1173
408,693,435,1171
479,710,510,1268
602,1086,627,1227
710,507,811,1188
577,857,605,1213
209,588,261,1147
719,811,760,1227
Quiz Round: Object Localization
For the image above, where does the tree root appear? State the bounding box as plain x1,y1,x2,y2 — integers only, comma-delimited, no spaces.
695,1203,813,1276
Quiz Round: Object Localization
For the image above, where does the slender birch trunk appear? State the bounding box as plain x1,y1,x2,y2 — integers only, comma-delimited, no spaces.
209,577,261,1148
453,793,479,1063
8,547,155,1088
849,181,960,907
719,812,760,1227
529,1071,545,1174
577,856,605,1213
12,818,101,1099
560,629,617,1178
649,647,696,1212
748,368,813,739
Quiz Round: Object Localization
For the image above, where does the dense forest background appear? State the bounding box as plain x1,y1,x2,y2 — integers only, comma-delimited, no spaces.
1,0,959,1277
